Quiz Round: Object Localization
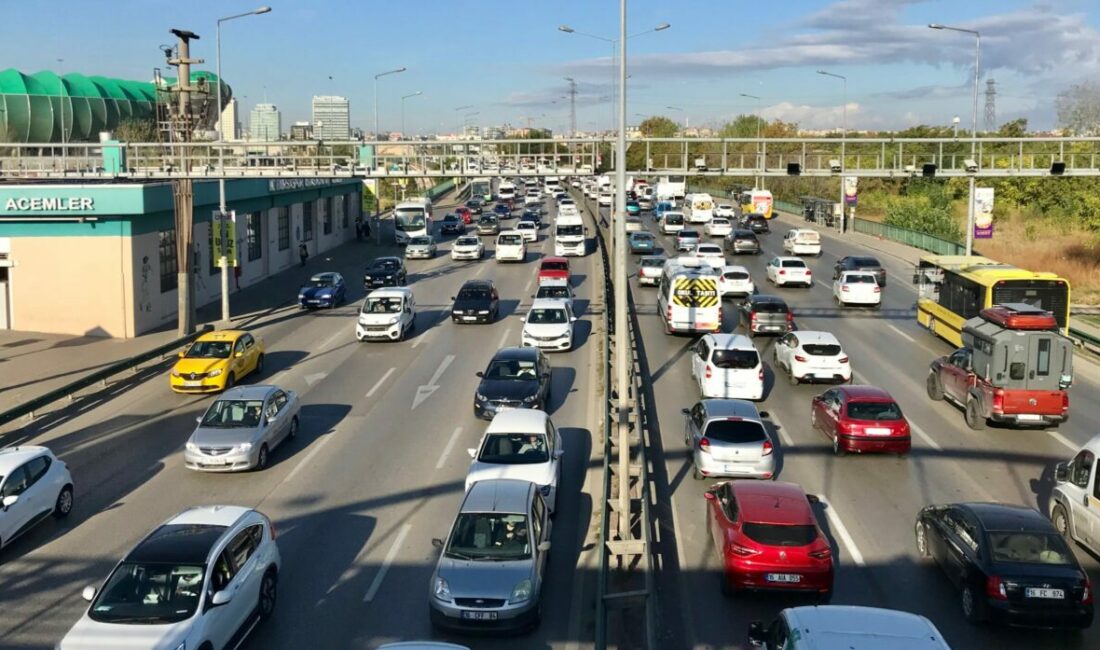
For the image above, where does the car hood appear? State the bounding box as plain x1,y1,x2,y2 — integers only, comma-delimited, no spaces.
453,243,480,251
359,312,402,325
454,298,491,311
477,379,539,400
189,424,261,447
407,245,431,252
299,286,334,297
466,461,554,490
59,614,191,650
435,557,533,601
173,358,228,375
523,322,571,338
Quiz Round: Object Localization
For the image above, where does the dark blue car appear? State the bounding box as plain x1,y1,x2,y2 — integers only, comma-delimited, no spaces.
522,208,542,225
493,202,512,218
298,272,346,309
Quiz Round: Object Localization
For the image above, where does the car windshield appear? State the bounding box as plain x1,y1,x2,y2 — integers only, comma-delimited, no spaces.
89,561,206,624
185,340,232,359
631,233,653,241
845,275,877,284
542,261,568,271
395,211,426,230
478,433,550,464
803,343,843,356
742,523,818,547
704,419,767,443
735,231,756,240
712,218,729,225
444,215,459,222
988,532,1074,565
713,350,759,369
517,222,535,230
528,308,568,324
537,286,570,300
201,399,265,428
456,237,479,246
369,260,398,271
499,234,522,245
847,401,903,421
484,358,540,380
458,288,491,300
409,237,431,246
364,297,403,314
665,214,684,224
446,513,531,561
480,216,497,224
557,224,584,236
309,278,336,288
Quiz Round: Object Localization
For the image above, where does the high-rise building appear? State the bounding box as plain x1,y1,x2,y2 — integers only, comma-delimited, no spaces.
312,95,350,140
216,98,240,141
290,121,313,140
249,103,281,141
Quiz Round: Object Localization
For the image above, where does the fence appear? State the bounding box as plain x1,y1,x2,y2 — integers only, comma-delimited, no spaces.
852,217,967,256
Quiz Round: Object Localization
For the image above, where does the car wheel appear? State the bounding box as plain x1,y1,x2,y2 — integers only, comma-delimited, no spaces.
1052,503,1072,540
255,354,265,375
926,374,945,401
258,569,278,621
224,373,236,391
788,366,799,386
961,585,987,624
915,521,931,559
692,465,704,480
54,485,74,518
832,435,845,456
288,416,299,440
965,398,987,430
255,444,270,471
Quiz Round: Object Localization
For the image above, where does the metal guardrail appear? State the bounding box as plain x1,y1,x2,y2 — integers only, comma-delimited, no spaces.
1069,326,1100,355
0,324,213,429
851,217,967,256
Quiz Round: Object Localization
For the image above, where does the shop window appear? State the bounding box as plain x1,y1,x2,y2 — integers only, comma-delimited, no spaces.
277,207,290,251
247,212,263,261
302,201,314,241
159,229,178,292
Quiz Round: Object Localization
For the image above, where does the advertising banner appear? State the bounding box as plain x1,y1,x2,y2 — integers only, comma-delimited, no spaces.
212,210,238,267
843,176,858,206
974,187,994,239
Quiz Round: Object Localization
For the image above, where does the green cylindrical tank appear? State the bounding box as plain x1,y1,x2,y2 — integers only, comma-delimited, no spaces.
0,69,230,143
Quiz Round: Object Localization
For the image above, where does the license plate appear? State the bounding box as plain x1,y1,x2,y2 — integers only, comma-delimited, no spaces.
865,427,892,436
1026,587,1064,599
183,380,203,387
766,573,802,583
204,458,228,466
1016,414,1042,421
463,316,477,321
461,610,499,621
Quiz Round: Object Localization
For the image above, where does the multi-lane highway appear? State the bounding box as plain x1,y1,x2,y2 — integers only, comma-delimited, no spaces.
0,193,604,649
588,195,1100,649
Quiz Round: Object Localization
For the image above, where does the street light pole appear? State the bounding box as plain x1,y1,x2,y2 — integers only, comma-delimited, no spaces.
929,23,980,256
454,104,474,135
817,70,847,231
740,92,762,189
216,5,271,323
373,67,406,141
371,66,406,242
401,91,422,139
614,0,631,543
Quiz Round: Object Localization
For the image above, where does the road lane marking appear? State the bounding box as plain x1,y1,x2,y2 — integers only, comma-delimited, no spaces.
435,426,465,469
887,323,917,344
363,523,412,602
304,372,327,387
410,326,432,349
818,497,866,566
283,430,335,484
497,327,512,349
475,263,488,277
412,354,456,410
908,421,943,451
1049,430,1079,452
365,367,396,398
524,274,535,293
319,328,345,350
768,410,795,447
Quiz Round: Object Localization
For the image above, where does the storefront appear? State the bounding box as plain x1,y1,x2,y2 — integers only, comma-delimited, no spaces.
0,178,361,337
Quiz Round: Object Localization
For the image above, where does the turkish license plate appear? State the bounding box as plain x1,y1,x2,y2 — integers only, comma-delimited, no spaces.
766,573,802,583
183,380,203,387
1026,587,1064,599
1016,414,1042,422
463,316,477,321
865,427,892,436
204,458,228,466
461,610,498,621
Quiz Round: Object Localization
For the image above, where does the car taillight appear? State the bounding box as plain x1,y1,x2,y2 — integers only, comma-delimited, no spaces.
1062,393,1070,413
838,356,849,363
786,312,794,323
728,542,762,558
992,389,1005,414
806,270,812,276
762,439,773,456
758,368,764,381
779,269,786,275
986,575,1008,601
705,365,713,379
1084,579,1094,604
873,286,881,293
809,547,832,560
750,312,758,323
698,437,711,453
841,285,850,292
794,355,808,362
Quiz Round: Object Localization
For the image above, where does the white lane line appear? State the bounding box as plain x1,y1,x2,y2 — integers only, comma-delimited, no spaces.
815,279,832,291
524,274,535,293
363,523,413,602
818,497,866,566
768,410,795,447
411,327,432,349
908,421,943,451
319,328,345,351
365,367,396,398
475,262,488,277
283,431,335,484
1049,430,1079,452
497,326,512,349
435,426,465,469
887,323,917,344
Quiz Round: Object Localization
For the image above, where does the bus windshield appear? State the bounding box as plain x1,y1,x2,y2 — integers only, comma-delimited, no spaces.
557,224,584,236
395,210,426,231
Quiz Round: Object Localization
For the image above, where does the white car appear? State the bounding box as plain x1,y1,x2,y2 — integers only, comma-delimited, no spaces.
534,278,575,311
638,255,666,286
495,230,527,262
465,409,564,512
773,331,852,385
783,228,822,256
704,217,733,238
690,243,726,266
59,506,281,650
0,446,73,550
598,192,613,207
521,298,577,352
718,265,755,298
450,235,484,261
714,203,736,219
524,192,542,206
833,271,881,307
690,333,764,400
357,287,416,342
515,220,539,242
766,256,813,287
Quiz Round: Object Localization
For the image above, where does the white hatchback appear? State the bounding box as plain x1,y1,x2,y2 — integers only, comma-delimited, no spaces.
773,331,852,385
718,265,755,298
0,446,73,551
465,409,564,512
495,231,527,262
515,220,539,243
521,299,577,352
704,217,733,238
690,334,764,400
714,204,736,219
833,271,881,307
691,243,726,267
766,256,813,287
450,235,484,261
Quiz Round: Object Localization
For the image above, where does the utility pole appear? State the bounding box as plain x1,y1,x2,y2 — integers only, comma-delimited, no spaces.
564,77,578,137
167,28,202,336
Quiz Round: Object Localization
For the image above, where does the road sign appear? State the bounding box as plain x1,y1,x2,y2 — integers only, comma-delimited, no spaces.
974,187,994,239
212,210,238,267
843,176,858,205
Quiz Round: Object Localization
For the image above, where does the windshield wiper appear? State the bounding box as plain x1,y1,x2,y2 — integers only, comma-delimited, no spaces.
446,550,477,561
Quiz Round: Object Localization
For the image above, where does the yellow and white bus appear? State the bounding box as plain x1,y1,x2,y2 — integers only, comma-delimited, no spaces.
914,255,1071,347
738,189,774,219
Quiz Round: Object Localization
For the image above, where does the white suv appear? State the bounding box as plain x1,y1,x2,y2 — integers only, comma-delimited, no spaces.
690,334,764,400
0,446,73,550
773,331,851,385
60,506,280,650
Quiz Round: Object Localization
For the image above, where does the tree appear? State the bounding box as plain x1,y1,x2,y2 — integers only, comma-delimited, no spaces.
1056,81,1100,135
718,114,766,138
638,116,678,137
997,118,1028,137
114,117,158,142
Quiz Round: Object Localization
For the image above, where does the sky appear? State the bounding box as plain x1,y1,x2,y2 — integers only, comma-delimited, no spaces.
3,0,1100,135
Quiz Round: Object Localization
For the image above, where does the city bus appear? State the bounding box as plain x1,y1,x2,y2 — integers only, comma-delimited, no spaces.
470,178,493,202
914,255,1071,347
738,189,774,219
393,198,433,244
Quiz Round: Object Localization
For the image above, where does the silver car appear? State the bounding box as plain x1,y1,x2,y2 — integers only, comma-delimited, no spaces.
429,479,551,633
184,385,300,472
683,399,775,480
405,235,438,259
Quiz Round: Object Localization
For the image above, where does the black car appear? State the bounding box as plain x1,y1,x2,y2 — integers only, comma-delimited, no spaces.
493,202,512,218
465,199,484,215
440,214,465,235
915,502,1093,629
835,255,887,287
521,208,542,225
724,229,761,255
363,256,407,289
739,295,792,337
451,279,499,324
741,213,770,234
473,347,552,420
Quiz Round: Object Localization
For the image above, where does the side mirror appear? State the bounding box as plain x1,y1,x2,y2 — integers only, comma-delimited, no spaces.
475,371,484,378
1055,461,1069,483
759,411,770,419
2,494,18,509
450,296,456,301
196,416,203,423
681,408,690,415
537,541,551,553
570,317,578,323
432,538,445,550
747,621,767,647
178,350,186,359
210,590,234,607
81,586,97,602
553,449,565,459
703,491,716,502
806,494,821,505
235,351,244,358
519,317,526,322
467,448,477,459
541,372,551,379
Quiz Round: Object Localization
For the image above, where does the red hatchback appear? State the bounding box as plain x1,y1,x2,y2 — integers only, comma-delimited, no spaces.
811,385,911,456
538,256,571,283
705,481,833,598
455,206,473,224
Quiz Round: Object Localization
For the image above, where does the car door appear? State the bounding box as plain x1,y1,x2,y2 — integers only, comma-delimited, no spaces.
1068,451,1100,547
203,527,262,646
531,494,550,587
774,333,795,370
691,338,709,384
266,392,287,446
943,349,972,400
0,463,35,543
940,509,978,589
710,482,737,555
685,402,706,447
814,390,839,437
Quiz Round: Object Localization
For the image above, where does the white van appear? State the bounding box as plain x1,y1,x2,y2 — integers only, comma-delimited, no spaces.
661,211,686,234
357,287,416,342
749,606,951,649
498,181,517,201
394,198,433,244
1052,433,1100,558
657,259,721,335
554,213,587,256
544,177,562,196
685,193,715,224
783,229,822,256
495,230,527,262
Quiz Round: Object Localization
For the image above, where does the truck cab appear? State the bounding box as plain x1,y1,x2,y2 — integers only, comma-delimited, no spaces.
1052,435,1100,557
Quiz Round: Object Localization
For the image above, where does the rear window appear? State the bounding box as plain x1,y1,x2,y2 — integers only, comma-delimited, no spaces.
845,275,877,284
723,271,749,280
712,350,759,369
703,419,767,443
988,532,1074,565
753,301,788,314
781,259,807,268
640,258,665,268
742,523,818,547
846,401,903,420
803,344,842,356
665,214,684,224
499,234,522,245
852,257,880,267
697,246,722,254
680,231,699,238
795,232,820,243
542,261,568,271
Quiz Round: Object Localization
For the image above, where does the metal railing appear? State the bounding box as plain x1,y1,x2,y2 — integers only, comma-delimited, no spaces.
852,217,967,256
0,324,213,429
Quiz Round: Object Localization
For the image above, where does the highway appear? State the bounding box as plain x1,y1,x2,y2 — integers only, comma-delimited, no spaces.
587,195,1100,650
0,195,604,649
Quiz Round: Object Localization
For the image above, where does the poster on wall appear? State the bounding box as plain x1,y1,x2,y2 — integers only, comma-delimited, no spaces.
843,176,858,205
212,210,239,266
974,187,994,239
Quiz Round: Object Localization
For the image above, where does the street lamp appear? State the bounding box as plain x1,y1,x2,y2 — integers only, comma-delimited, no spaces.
817,69,847,231
215,5,272,323
740,93,763,188
929,22,981,256
373,66,406,140
401,91,422,139
454,104,474,135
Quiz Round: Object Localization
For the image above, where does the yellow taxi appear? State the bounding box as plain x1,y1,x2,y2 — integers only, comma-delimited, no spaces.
169,330,265,393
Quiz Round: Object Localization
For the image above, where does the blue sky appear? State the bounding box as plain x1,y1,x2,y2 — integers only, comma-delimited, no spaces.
4,0,1099,134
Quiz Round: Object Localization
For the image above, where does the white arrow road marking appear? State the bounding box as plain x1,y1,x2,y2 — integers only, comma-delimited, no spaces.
305,372,327,387
412,354,455,410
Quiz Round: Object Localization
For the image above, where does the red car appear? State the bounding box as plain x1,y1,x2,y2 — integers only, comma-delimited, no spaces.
455,206,473,224
811,385,911,456
705,481,833,599
537,256,571,283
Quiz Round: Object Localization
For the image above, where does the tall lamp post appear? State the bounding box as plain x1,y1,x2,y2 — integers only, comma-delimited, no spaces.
740,92,763,189
454,104,474,135
371,66,406,240
373,67,406,140
816,70,847,231
929,23,980,256
401,91,422,139
216,5,271,323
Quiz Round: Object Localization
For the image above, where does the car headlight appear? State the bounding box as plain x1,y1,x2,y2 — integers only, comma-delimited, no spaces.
185,442,198,452
385,275,393,279
433,577,453,602
475,392,487,402
235,442,253,453
320,293,332,298
523,394,539,403
509,579,532,604
297,293,305,299
389,316,401,325
208,368,223,378
477,310,489,314
171,370,181,377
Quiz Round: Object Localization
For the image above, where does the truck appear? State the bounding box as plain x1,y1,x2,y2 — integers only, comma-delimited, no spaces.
656,175,686,205
926,303,1072,430
554,213,587,257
